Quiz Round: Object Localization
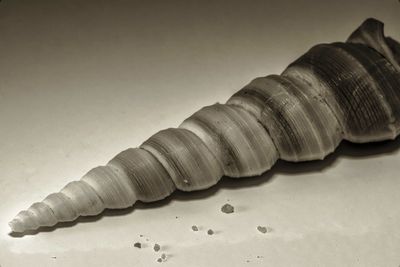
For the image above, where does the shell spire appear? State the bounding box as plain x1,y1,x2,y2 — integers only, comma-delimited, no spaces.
9,18,400,233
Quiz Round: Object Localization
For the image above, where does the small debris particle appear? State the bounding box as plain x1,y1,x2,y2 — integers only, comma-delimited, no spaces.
183,179,189,184
246,260,250,263
134,242,142,248
207,229,214,235
139,234,143,237
161,253,167,260
221,203,234,214
157,258,162,263
257,226,269,234
175,216,179,219
51,256,57,259
191,225,199,231
154,243,161,252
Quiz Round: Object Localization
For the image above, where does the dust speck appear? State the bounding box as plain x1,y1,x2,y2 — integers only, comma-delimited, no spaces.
191,225,199,231
207,229,214,235
257,226,272,234
134,242,142,248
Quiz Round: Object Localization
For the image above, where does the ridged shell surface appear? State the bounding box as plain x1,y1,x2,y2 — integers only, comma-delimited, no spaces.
8,18,400,234
227,75,342,161
108,148,175,202
283,42,400,142
180,104,278,177
141,128,223,191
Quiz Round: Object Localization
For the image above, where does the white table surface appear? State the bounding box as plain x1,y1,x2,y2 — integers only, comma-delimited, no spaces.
1,1,400,266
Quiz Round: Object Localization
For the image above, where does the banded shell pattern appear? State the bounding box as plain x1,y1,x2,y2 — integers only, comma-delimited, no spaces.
9,18,400,233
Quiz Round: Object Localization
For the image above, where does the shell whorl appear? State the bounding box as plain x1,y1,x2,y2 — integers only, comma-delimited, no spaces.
9,18,400,233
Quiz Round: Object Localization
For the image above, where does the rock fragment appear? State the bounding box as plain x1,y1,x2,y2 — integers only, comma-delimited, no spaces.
221,203,234,214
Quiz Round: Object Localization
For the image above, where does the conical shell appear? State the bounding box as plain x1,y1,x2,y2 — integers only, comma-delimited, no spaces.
8,18,400,234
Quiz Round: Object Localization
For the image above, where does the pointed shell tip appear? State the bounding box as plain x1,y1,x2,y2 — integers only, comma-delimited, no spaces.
8,219,24,233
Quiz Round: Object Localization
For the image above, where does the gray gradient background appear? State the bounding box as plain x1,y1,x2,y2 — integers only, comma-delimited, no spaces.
1,0,400,266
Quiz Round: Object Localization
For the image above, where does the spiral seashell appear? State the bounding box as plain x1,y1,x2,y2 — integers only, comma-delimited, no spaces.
9,18,400,233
